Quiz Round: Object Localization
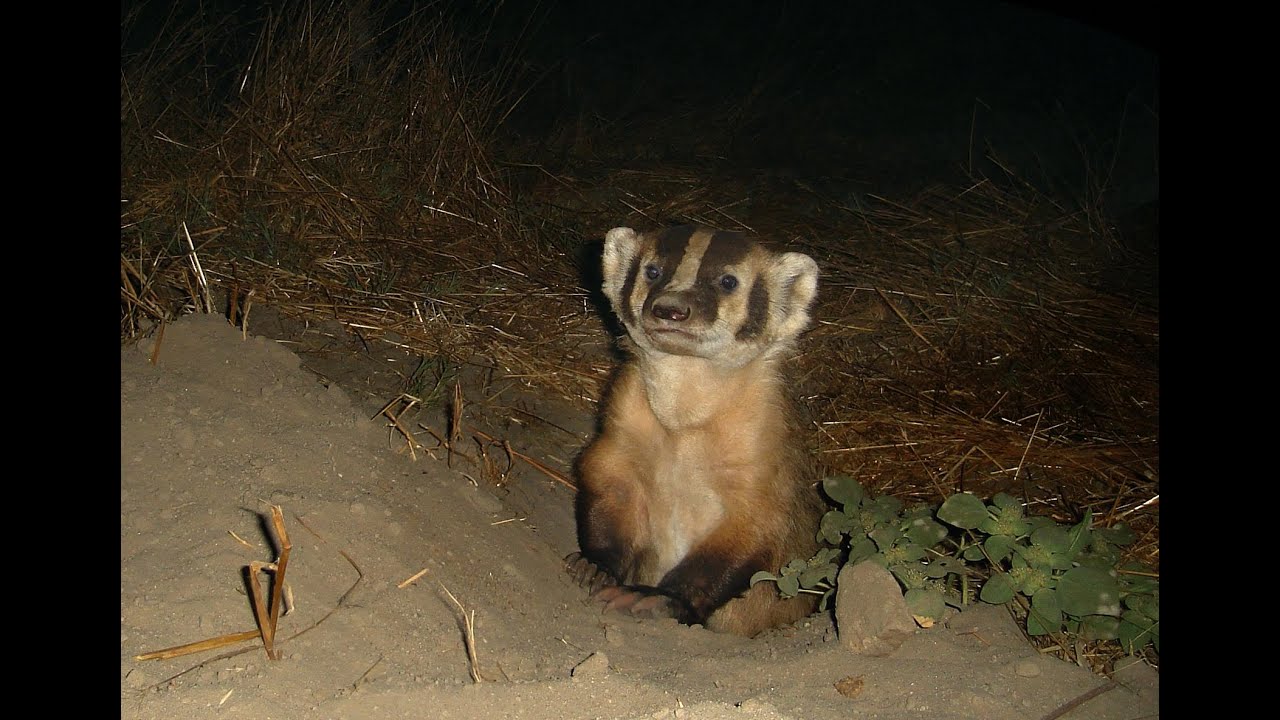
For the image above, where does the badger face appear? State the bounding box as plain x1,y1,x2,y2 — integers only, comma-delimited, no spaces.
602,225,819,368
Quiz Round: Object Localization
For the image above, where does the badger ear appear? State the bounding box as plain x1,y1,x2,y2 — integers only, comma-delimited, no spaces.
602,227,640,306
770,251,819,341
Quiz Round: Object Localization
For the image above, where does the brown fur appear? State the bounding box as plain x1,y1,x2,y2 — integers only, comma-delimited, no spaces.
568,225,825,637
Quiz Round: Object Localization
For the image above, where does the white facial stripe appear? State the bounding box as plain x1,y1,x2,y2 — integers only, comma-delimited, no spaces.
666,229,713,292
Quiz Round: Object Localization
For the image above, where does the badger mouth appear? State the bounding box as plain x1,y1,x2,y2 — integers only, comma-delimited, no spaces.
641,319,703,339
636,323,712,356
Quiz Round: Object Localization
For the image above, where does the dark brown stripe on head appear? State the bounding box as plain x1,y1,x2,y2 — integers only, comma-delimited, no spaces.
695,232,755,330
736,281,770,340
616,252,643,326
656,225,697,261
695,231,753,284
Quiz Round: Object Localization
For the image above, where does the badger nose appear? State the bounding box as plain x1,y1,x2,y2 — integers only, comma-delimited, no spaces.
651,303,690,322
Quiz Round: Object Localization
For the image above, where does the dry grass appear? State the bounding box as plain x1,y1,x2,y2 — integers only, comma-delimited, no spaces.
121,0,1158,670
562,166,1159,561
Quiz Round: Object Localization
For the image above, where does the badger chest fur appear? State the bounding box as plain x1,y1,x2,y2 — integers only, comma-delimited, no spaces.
567,225,825,637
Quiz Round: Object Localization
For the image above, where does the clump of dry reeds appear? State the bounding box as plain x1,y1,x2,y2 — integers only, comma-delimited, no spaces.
121,1,590,390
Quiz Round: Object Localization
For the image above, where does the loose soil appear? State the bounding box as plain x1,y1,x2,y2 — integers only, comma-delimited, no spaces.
121,312,1158,720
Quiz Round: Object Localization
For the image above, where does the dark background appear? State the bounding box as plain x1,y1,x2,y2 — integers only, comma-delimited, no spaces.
122,0,1159,213
464,0,1158,209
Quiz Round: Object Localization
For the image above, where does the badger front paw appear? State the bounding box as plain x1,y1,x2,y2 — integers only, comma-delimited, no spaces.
592,585,694,623
564,552,618,594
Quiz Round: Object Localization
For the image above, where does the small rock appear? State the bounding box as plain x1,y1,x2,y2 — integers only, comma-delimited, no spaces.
834,675,865,698
570,651,609,680
834,561,916,656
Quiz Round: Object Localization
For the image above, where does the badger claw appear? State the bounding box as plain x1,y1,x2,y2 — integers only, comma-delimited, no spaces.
564,552,618,594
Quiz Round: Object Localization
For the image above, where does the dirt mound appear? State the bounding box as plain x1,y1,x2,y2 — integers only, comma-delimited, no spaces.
121,314,1157,719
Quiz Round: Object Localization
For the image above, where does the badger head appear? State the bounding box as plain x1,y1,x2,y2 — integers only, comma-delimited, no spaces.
601,225,819,369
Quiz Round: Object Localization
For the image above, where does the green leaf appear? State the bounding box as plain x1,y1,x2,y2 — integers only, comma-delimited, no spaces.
1011,543,1056,573
905,588,947,622
979,505,1030,537
822,475,865,508
883,542,927,565
962,545,986,562
1030,525,1070,553
925,556,963,578
783,559,807,574
1094,523,1135,547
870,526,903,552
984,535,1016,563
938,493,990,529
777,574,800,597
1065,511,1093,559
848,538,877,565
1024,516,1056,533
1026,588,1062,635
979,572,1016,604
1024,515,1054,532
749,571,778,587
1118,610,1158,654
819,510,855,544
1080,615,1120,641
902,505,937,522
811,547,842,565
905,517,949,547
1124,593,1159,621
1057,566,1122,617
1121,574,1159,596
890,564,929,589
1087,541,1121,566
799,563,836,588
1010,566,1053,596
1074,555,1116,572
991,492,1021,509
865,496,904,526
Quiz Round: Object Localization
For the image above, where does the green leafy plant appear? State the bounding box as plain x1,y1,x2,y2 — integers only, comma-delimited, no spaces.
751,475,1159,656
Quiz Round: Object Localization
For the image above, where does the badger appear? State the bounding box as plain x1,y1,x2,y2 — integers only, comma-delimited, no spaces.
566,224,825,637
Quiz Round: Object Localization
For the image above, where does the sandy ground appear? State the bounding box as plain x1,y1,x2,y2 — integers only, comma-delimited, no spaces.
120,312,1158,719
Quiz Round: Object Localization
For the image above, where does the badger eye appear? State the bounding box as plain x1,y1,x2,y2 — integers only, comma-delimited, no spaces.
719,274,739,292
644,264,661,281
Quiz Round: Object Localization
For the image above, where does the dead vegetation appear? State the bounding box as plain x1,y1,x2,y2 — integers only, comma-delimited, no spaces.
136,505,294,663
121,0,1158,669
